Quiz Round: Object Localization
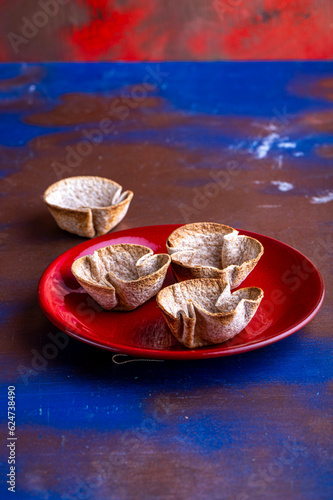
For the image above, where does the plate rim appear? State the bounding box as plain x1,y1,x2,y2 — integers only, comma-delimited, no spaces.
38,224,325,360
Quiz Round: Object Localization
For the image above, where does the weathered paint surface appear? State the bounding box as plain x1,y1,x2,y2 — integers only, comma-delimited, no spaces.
0,62,332,499
1,1,333,62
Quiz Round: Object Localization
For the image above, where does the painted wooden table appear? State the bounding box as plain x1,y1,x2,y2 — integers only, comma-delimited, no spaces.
0,62,332,500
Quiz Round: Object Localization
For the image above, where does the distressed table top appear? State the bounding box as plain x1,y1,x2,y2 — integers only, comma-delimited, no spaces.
0,62,332,500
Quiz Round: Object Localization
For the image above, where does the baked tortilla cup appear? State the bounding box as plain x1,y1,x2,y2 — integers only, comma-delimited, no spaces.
157,279,263,348
71,244,171,311
167,222,263,289
44,176,133,238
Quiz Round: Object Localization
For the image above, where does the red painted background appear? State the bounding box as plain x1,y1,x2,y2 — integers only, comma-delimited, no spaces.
1,0,332,61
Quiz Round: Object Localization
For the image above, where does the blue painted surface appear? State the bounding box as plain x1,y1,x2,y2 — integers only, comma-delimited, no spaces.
0,62,332,150
0,63,332,500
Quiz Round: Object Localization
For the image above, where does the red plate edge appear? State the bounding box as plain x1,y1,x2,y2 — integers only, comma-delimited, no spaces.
38,224,325,360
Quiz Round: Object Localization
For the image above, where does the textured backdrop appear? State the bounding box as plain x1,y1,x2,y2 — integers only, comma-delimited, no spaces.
1,0,332,62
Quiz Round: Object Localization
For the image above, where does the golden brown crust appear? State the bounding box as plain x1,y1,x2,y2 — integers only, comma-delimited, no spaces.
43,176,133,238
156,279,264,348
71,243,171,311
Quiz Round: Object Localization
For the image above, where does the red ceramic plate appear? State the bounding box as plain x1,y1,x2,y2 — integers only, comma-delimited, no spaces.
38,224,325,360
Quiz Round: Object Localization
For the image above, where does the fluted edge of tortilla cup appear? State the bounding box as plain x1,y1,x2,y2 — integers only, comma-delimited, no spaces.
43,176,133,238
156,278,264,348
166,222,237,254
168,227,264,289
71,243,171,311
